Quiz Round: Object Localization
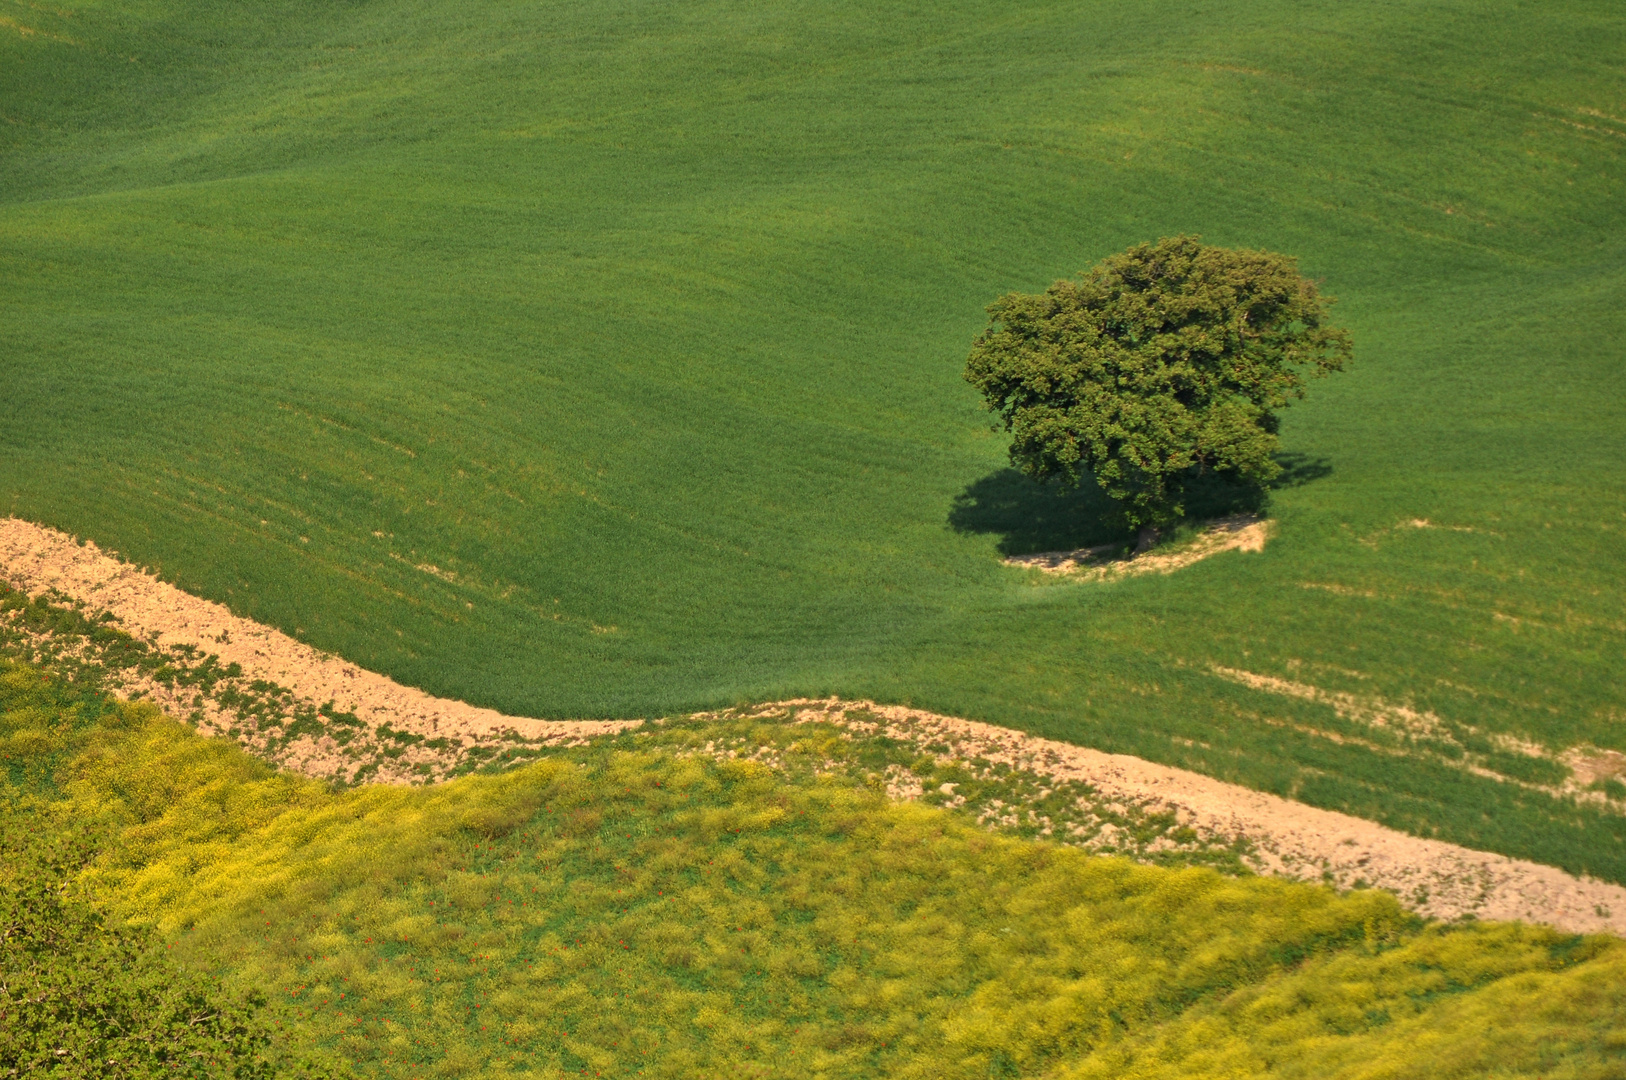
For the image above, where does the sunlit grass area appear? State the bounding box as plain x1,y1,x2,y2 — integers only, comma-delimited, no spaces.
6,2,1625,1076
5,664,1625,1078
3,1,1625,872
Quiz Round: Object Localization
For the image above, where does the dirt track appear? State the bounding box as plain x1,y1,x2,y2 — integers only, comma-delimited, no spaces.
5,515,1625,935
0,517,634,783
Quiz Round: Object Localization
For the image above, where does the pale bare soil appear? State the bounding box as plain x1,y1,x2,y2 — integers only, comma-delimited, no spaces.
0,518,634,784
767,699,1626,935
1006,514,1273,577
5,516,1625,935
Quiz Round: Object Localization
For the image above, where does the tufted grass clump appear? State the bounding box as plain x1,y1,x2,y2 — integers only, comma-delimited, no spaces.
3,660,1624,1079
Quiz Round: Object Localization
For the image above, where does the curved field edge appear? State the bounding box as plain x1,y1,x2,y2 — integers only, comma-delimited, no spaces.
3,666,1625,1080
4,0,1624,894
5,518,1626,935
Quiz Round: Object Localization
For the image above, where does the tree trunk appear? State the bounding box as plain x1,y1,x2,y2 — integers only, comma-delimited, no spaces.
1134,525,1160,554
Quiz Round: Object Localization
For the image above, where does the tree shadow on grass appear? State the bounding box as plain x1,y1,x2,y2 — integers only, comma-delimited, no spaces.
1267,451,1334,490
949,452,1332,558
948,471,1130,557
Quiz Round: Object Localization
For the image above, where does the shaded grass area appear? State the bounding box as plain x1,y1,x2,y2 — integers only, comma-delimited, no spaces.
947,462,1302,556
4,665,1626,1079
2,0,1624,877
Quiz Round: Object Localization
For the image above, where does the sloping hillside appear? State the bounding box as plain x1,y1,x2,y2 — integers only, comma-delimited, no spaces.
4,663,1625,1079
4,0,1624,877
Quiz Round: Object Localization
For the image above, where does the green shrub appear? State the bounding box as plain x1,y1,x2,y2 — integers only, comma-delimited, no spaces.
0,810,350,1079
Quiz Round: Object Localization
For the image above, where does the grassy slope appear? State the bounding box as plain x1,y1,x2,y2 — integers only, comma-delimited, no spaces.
2,0,1625,874
5,664,1625,1080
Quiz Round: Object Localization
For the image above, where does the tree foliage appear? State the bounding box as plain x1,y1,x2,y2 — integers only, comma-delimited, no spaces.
0,664,349,1080
0,815,279,1078
964,236,1351,532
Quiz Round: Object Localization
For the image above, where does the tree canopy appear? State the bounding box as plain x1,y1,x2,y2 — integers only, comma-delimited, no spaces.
964,236,1351,539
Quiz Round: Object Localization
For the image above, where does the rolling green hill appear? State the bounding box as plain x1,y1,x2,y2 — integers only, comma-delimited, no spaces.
3,0,1624,875
5,663,1625,1080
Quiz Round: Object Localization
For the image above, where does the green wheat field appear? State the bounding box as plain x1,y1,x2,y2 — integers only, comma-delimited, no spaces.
3,0,1625,1075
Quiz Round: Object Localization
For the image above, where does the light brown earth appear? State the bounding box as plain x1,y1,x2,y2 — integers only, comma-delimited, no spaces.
5,515,1625,935
1006,514,1273,577
767,698,1626,935
0,517,635,784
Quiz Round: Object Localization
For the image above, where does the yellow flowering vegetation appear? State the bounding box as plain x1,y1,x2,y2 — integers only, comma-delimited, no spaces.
4,661,1624,1079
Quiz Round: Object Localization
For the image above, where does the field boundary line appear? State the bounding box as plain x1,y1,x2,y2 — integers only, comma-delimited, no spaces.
4,516,1624,935
0,517,635,784
751,698,1626,935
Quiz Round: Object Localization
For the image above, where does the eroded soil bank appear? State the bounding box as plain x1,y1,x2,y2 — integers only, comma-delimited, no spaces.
4,515,1624,934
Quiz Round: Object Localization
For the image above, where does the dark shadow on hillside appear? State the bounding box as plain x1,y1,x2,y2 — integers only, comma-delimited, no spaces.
1268,451,1334,490
949,452,1332,557
948,470,1130,557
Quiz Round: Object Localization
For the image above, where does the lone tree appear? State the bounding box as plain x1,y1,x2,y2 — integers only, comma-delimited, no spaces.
964,236,1351,549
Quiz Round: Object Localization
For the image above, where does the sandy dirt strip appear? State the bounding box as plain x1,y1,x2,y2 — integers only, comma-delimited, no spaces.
770,699,1626,934
0,518,636,778
4,516,1625,936
1004,514,1272,577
